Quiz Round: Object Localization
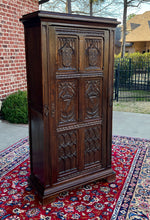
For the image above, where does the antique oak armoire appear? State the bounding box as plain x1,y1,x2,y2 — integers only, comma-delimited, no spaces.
21,11,119,204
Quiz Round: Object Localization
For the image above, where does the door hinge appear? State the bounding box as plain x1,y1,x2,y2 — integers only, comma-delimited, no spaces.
44,104,49,117
51,103,55,118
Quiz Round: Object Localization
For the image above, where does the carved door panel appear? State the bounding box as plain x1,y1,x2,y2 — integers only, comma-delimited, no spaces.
84,79,102,120
56,35,78,73
52,29,105,182
84,125,101,167
84,37,103,72
57,80,78,125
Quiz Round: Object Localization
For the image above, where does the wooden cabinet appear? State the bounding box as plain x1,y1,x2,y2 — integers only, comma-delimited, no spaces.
21,11,119,204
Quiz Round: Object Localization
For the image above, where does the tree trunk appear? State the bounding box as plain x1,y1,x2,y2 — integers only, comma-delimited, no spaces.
121,0,127,58
66,0,71,14
90,1,93,16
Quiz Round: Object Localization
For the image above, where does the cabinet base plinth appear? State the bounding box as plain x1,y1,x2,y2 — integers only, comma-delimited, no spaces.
105,171,116,183
29,168,116,205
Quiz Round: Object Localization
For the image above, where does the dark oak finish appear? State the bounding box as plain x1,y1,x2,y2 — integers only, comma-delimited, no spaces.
21,11,119,204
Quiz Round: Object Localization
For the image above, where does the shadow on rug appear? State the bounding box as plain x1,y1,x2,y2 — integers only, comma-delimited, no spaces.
0,136,150,220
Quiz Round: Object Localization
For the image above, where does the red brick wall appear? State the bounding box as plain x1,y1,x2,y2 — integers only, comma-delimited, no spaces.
0,0,39,101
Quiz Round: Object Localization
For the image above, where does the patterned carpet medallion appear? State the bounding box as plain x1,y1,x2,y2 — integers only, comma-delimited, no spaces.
0,136,150,220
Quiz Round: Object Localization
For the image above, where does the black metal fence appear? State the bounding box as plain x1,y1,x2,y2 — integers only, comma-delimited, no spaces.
114,58,150,101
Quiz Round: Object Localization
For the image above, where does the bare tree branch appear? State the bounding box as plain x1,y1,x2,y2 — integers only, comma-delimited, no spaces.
93,0,114,14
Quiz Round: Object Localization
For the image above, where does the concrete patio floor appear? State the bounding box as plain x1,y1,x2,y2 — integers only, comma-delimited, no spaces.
0,111,150,152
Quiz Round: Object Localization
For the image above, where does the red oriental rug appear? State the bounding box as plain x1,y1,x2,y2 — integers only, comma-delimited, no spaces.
0,136,150,220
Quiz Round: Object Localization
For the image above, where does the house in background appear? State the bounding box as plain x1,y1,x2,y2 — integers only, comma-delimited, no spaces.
115,11,150,55
115,27,122,54
125,11,150,53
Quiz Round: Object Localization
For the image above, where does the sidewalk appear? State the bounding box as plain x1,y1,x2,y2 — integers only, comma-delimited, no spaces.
113,111,150,139
0,111,150,152
0,120,28,152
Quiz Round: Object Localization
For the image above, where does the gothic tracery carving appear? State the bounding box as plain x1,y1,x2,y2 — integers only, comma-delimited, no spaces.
84,126,101,166
58,37,77,70
58,130,77,173
85,38,103,69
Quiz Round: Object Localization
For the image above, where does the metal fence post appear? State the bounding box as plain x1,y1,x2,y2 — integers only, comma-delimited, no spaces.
115,63,120,102
128,58,131,90
148,61,150,90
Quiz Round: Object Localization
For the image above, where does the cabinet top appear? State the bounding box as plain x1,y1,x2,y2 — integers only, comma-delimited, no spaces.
20,10,120,28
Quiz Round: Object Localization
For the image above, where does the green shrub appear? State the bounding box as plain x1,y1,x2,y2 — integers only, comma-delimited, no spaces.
114,52,150,87
114,57,132,86
1,90,28,124
115,52,150,64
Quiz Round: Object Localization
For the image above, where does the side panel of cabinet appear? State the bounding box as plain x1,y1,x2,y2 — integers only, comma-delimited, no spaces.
47,25,57,184
102,30,110,168
24,25,43,108
41,23,51,187
24,25,45,184
107,29,115,168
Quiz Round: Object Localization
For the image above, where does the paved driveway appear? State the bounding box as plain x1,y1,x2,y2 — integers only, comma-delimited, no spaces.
0,111,150,152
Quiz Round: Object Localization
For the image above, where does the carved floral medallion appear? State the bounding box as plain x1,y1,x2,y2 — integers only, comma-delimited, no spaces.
85,80,101,119
58,81,77,124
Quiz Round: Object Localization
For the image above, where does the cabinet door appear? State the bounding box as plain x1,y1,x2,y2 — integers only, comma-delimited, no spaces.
83,79,103,169
79,36,105,171
55,34,80,181
48,26,108,183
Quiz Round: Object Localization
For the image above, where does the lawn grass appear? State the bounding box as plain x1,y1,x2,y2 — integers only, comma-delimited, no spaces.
113,101,150,114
